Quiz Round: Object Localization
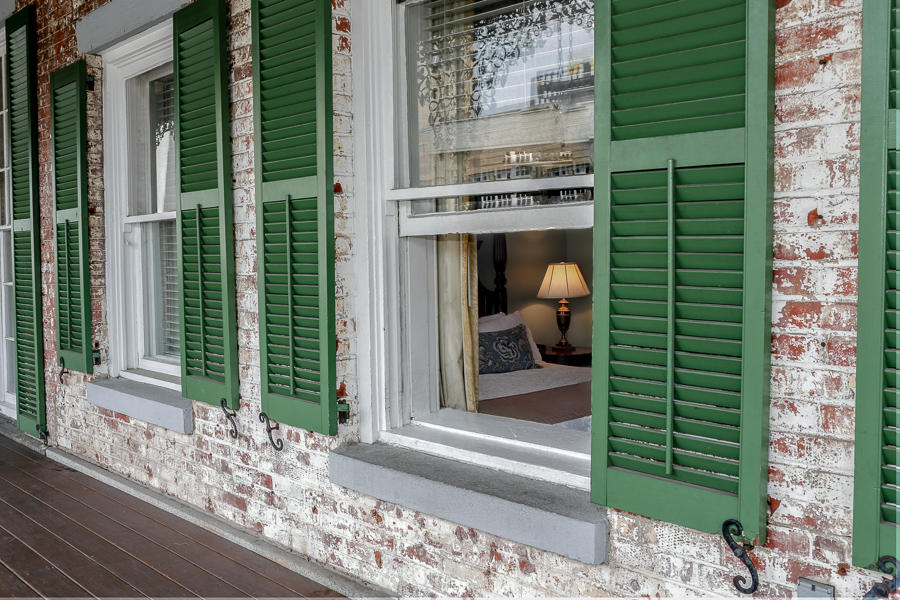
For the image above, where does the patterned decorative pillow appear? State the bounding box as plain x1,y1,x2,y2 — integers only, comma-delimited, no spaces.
478,324,541,375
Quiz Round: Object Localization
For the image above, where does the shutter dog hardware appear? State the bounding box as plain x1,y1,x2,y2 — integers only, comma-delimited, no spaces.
220,398,239,439
863,557,899,599
35,424,48,447
259,412,283,451
337,402,349,424
722,519,759,594
59,357,69,384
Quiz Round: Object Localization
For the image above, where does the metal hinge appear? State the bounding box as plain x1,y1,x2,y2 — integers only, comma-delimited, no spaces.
337,402,350,425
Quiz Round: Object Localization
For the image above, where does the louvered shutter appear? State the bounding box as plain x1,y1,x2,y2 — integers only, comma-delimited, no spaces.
854,0,900,567
6,7,46,437
592,0,775,540
253,0,337,435
174,0,239,408
50,61,92,375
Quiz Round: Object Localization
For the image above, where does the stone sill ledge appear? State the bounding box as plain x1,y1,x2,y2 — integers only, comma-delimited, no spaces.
86,378,193,434
329,442,608,564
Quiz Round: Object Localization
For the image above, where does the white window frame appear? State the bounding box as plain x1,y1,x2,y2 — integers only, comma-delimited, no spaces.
102,21,181,391
353,0,594,490
0,27,16,420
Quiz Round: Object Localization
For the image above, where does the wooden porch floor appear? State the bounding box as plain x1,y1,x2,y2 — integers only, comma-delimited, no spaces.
0,435,343,598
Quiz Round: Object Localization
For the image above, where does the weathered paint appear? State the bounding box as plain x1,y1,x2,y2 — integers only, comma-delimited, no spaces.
14,0,888,596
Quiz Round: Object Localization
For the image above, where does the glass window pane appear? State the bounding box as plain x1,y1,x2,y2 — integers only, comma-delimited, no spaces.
0,231,10,283
4,339,13,395
405,0,595,188
126,64,175,216
0,118,7,171
158,220,180,358
0,55,7,113
0,171,7,227
410,187,592,215
150,74,176,213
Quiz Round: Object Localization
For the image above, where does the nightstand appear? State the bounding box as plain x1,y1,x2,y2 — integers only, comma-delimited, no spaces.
539,346,592,367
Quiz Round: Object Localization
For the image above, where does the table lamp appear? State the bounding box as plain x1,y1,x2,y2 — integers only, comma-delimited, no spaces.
537,262,590,352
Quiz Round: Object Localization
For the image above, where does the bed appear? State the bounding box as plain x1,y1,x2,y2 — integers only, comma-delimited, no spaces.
476,234,592,431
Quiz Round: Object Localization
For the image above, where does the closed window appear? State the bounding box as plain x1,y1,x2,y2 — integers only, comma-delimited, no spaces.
0,34,16,418
103,23,180,389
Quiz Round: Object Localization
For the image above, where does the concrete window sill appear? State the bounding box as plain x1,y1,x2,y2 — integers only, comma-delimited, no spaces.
329,442,608,564
86,377,193,434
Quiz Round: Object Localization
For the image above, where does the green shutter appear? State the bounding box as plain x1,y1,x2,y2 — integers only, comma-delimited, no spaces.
253,0,336,435
50,61,92,375
174,0,239,408
854,0,900,568
7,7,47,438
592,0,775,541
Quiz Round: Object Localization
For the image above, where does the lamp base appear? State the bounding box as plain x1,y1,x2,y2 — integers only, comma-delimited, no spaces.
553,298,574,352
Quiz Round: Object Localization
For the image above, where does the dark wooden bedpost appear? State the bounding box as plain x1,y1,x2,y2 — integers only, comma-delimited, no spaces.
493,233,508,314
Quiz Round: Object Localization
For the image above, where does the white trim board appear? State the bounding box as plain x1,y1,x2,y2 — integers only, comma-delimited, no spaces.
76,0,183,55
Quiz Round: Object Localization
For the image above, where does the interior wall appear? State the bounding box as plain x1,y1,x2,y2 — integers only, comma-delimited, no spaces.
477,228,593,349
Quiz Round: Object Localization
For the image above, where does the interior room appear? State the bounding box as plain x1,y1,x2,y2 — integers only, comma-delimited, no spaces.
434,228,594,431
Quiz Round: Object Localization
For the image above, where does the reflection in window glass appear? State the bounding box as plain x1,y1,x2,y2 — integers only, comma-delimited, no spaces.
125,62,181,366
150,74,176,213
410,187,592,215
127,67,176,217
406,0,595,187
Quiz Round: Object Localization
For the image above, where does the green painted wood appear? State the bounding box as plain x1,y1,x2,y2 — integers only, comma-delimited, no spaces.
855,0,900,569
50,61,92,376
592,0,774,541
7,7,46,438
610,0,747,141
254,0,337,435
174,0,239,409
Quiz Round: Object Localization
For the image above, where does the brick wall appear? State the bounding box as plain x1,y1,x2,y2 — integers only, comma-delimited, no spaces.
16,0,891,596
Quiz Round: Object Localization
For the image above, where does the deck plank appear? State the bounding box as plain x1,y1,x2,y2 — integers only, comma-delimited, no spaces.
0,463,202,598
0,454,244,598
0,435,342,598
0,556,40,597
0,529,94,598
0,496,148,598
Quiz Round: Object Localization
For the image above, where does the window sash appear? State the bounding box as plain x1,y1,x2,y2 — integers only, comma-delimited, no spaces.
101,21,178,380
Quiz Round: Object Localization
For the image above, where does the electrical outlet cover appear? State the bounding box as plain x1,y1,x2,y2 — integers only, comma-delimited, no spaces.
798,577,835,599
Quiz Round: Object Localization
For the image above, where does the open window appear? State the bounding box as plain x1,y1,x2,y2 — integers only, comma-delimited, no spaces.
381,0,597,481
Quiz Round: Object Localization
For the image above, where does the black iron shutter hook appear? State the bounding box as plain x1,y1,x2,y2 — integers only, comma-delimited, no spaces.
259,412,283,451
59,356,69,384
863,556,899,598
220,398,239,439
35,424,48,447
722,519,759,594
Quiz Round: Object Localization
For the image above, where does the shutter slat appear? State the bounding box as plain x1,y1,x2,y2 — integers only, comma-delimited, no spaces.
175,0,239,407
610,1,746,141
255,0,336,434
879,150,900,530
597,0,776,533
51,61,92,374
7,7,47,437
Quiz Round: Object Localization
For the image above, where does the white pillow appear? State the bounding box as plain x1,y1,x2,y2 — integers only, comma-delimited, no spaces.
478,310,542,363
478,312,506,324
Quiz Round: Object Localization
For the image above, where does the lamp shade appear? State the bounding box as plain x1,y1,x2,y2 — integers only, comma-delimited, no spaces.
537,262,590,299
